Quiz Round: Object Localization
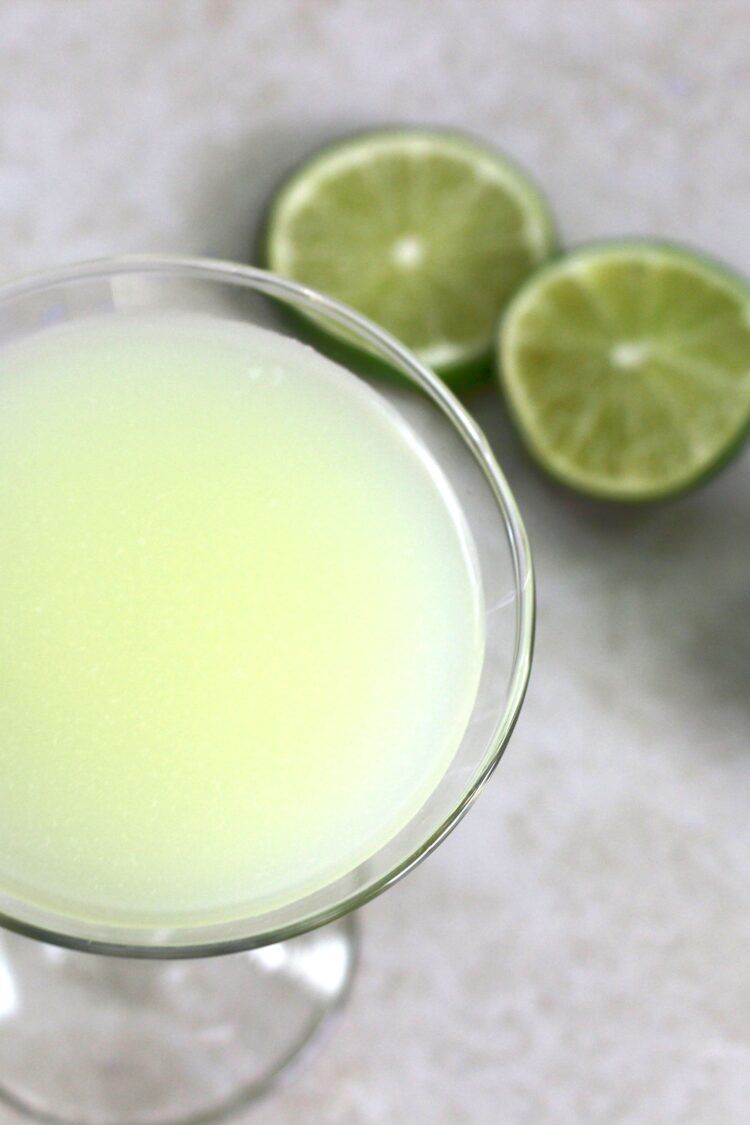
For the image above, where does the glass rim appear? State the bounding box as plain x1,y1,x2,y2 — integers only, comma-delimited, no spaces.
0,254,535,958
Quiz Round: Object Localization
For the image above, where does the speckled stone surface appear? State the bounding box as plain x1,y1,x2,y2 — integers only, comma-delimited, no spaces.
1,2,750,1122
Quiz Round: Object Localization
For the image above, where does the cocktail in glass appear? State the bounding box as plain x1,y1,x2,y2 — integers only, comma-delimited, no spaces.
0,258,533,1124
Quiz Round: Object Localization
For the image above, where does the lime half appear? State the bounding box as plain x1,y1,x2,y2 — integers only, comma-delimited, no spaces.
499,242,750,500
261,129,556,385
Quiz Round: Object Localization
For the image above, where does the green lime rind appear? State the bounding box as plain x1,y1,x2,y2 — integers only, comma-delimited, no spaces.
498,240,750,502
258,128,557,388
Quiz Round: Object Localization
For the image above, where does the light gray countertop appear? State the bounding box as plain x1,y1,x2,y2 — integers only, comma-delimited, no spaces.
1,3,750,1122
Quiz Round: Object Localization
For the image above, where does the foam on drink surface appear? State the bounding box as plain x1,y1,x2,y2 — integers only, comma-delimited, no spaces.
0,314,483,927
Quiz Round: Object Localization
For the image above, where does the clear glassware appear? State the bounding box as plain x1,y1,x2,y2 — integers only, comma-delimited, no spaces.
0,257,534,1125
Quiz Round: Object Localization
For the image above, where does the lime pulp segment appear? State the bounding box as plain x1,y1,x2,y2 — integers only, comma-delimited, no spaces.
263,130,556,381
499,243,750,500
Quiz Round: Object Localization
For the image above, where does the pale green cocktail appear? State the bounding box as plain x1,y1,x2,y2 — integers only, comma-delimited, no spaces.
0,313,484,928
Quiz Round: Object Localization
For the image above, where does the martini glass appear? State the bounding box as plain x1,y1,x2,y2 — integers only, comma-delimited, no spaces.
0,257,534,1125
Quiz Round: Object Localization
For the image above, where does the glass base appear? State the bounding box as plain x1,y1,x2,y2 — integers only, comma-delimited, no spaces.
0,919,358,1125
